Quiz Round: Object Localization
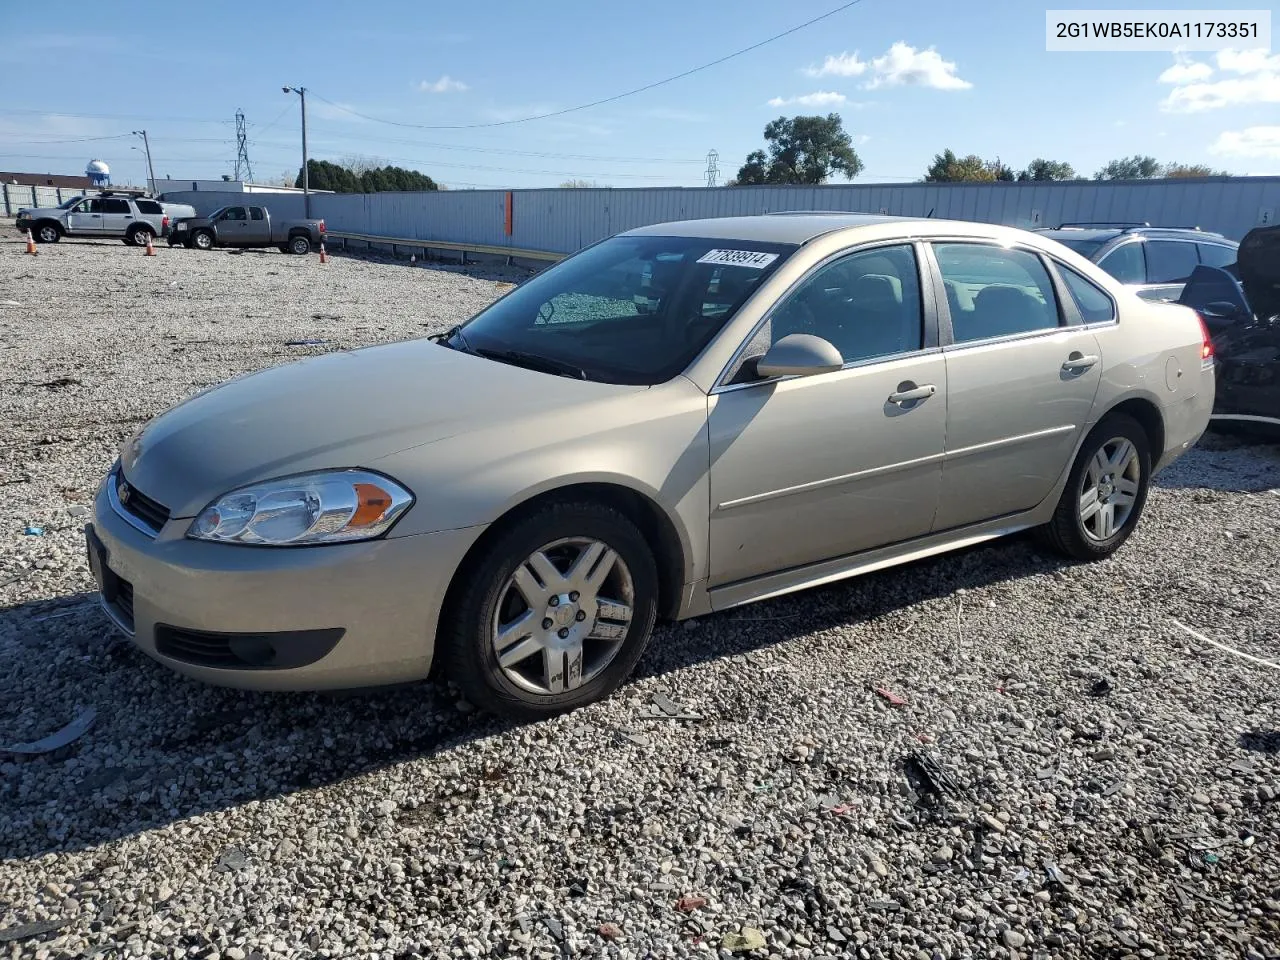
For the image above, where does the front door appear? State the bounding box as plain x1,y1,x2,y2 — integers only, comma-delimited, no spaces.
66,198,103,235
215,206,249,245
707,242,947,589
929,240,1104,531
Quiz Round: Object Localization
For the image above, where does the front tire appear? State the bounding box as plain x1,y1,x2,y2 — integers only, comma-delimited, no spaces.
192,230,214,251
440,501,659,719
1040,412,1152,561
35,223,61,244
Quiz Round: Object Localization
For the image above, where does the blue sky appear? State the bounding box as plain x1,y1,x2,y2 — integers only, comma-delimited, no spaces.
1,0,1276,189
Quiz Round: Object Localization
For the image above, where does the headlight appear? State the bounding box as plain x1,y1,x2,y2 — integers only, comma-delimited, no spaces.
187,470,413,546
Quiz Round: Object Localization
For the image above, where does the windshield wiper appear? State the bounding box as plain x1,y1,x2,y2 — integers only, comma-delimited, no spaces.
433,324,476,354
475,347,589,381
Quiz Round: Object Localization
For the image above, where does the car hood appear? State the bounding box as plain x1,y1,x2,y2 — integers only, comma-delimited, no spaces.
120,339,645,518
1238,225,1280,320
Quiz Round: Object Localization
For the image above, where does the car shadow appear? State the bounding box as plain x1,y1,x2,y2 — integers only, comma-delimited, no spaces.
3,531,1071,861
1153,431,1280,493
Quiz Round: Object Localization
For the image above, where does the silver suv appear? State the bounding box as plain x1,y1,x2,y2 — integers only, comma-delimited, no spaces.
1035,222,1238,303
16,192,197,247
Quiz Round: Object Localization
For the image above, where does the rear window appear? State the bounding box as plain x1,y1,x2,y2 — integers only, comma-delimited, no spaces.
1052,237,1108,259
99,198,130,214
135,200,162,214
1058,265,1116,323
1146,240,1199,284
1197,243,1237,269
250,208,265,221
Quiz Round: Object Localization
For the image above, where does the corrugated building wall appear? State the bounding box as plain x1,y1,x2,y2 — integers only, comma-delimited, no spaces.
159,176,1280,256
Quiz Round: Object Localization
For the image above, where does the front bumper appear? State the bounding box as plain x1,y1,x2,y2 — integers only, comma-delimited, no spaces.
16,217,31,233
89,475,485,691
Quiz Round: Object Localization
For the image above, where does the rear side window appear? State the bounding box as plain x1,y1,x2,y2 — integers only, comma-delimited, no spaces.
934,243,1061,343
1197,243,1236,269
135,199,162,214
99,198,130,214
1097,243,1145,284
250,207,265,221
1058,265,1116,323
1145,240,1199,284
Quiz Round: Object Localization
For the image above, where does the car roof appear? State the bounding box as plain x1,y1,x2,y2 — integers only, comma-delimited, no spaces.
620,213,1034,245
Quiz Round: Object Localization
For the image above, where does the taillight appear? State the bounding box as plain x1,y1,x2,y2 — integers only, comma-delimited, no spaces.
162,215,170,228
1197,314,1214,360
318,219,326,233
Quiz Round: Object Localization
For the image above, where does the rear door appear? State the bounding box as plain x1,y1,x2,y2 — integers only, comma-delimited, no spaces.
97,197,133,237
929,240,1104,532
243,207,271,244
1138,239,1201,302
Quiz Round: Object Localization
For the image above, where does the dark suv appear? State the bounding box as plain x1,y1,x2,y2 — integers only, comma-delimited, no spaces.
1035,222,1238,303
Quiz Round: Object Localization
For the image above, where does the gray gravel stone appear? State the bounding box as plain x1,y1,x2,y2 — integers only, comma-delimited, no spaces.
1,239,1279,959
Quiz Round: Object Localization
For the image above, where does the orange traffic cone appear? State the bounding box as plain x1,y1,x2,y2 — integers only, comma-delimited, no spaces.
318,242,328,264
144,235,156,257
25,229,37,256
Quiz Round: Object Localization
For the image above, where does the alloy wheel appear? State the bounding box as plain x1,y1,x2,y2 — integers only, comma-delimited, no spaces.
1078,436,1141,541
491,537,634,696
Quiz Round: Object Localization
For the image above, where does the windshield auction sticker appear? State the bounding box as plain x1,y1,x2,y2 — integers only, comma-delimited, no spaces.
697,249,780,269
1046,10,1270,50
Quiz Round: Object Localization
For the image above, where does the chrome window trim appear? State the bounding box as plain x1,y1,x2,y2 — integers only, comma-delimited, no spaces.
710,237,935,395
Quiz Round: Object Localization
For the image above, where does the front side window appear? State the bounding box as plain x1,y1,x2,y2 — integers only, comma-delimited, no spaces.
73,199,99,213
1097,242,1145,284
1059,265,1116,323
219,207,247,221
767,244,923,364
934,243,1061,343
1145,240,1199,284
452,235,796,385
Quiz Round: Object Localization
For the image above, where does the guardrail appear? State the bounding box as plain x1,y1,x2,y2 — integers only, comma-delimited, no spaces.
325,230,564,264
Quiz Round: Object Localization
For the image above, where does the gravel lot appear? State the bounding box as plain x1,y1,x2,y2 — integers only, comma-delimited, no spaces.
1,235,1279,960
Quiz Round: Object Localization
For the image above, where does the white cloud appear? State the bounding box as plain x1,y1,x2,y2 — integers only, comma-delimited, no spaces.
804,51,868,77
417,75,467,94
855,134,872,145
766,90,848,107
1158,58,1213,84
1210,125,1280,159
1161,46,1280,112
863,43,971,90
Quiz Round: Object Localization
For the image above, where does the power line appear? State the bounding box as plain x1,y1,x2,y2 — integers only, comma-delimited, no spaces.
0,133,134,145
0,107,231,125
309,0,869,131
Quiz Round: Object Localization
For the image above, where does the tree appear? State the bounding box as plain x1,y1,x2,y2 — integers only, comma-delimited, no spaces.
733,114,864,185
294,159,438,193
923,149,1011,182
1093,155,1162,180
1018,158,1077,181
1161,162,1229,178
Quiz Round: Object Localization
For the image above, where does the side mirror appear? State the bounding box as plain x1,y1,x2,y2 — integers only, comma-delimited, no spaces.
755,333,844,379
1202,300,1241,320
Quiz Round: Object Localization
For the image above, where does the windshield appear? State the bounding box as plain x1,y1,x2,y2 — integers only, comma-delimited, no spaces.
1048,237,1108,260
450,235,797,385
58,196,84,209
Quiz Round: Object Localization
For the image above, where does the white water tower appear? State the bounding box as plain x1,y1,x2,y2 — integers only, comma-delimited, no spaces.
86,159,110,187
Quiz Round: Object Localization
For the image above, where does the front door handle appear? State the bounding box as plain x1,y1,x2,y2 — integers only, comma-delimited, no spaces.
1062,353,1100,372
888,383,937,405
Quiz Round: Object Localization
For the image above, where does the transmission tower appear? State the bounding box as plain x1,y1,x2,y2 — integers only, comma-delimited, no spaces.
234,109,254,183
704,149,720,188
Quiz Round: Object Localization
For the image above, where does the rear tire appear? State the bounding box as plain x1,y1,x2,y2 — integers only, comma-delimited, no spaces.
1039,412,1152,561
439,500,659,720
127,226,154,247
289,235,312,255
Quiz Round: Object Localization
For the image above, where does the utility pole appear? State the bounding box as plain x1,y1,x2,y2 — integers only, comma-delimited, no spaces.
132,130,156,193
234,109,254,183
283,86,309,217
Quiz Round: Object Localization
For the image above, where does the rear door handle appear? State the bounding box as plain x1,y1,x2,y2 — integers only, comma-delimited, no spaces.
888,383,937,405
1062,354,1100,372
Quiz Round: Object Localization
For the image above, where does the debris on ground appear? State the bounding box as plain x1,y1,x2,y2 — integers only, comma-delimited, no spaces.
0,707,96,756
721,928,766,952
1090,677,1113,697
285,338,332,347
675,895,708,912
902,750,967,803
875,687,908,706
0,919,69,944
22,525,43,536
